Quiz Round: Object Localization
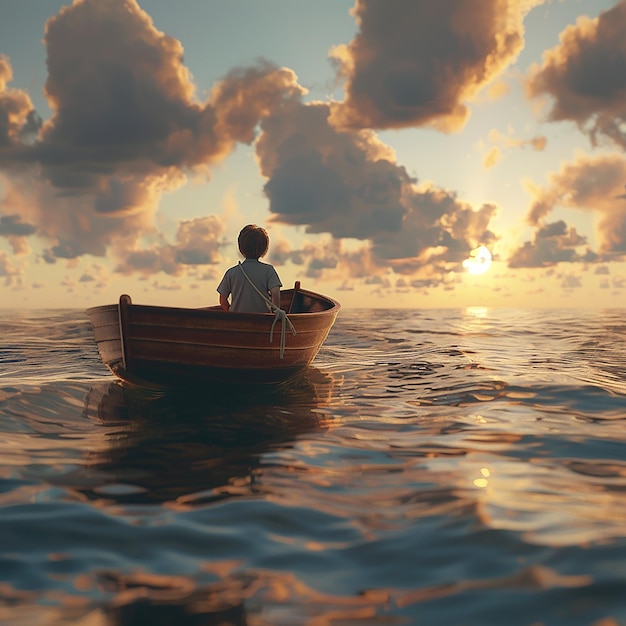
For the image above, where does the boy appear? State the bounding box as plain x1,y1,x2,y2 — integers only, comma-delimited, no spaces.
217,225,282,312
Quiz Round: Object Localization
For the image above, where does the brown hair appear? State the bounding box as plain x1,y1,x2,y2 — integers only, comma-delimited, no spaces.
238,224,269,259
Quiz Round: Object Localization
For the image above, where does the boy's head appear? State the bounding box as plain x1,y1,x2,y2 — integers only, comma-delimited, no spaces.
238,224,269,259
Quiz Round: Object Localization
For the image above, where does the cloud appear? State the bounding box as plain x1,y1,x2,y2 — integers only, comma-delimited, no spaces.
256,100,497,283
36,0,303,187
508,151,626,268
612,275,626,289
0,55,40,147
0,250,21,286
488,128,547,150
482,128,547,169
77,263,110,288
269,235,378,282
330,0,543,131
113,215,225,277
0,0,303,267
173,215,224,265
2,171,162,262
0,0,536,292
0,213,37,254
508,220,588,268
526,0,626,149
41,0,212,176
523,153,626,257
483,146,502,169
0,215,38,237
559,273,583,290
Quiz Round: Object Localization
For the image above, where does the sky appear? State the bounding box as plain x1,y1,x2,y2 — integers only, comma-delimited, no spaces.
1,0,625,310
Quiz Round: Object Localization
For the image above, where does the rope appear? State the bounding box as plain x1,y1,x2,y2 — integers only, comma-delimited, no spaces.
237,262,297,359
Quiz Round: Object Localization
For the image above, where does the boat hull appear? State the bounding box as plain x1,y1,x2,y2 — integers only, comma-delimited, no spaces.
86,287,340,386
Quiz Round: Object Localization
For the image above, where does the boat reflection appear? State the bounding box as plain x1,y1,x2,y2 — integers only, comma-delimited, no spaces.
97,570,249,626
80,367,336,506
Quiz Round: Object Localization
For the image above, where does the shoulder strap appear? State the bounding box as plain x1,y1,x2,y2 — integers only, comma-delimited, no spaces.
237,262,296,358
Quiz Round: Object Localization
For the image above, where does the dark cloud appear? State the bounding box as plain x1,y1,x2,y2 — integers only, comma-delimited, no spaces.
35,0,303,190
331,0,542,131
0,214,37,237
526,0,626,149
0,214,37,255
40,0,213,176
0,0,303,267
508,220,588,268
257,101,413,242
257,100,497,282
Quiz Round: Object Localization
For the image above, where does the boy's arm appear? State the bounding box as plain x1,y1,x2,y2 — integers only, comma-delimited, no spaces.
219,294,230,311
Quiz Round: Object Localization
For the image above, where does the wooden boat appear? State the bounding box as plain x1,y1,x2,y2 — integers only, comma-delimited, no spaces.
86,282,340,387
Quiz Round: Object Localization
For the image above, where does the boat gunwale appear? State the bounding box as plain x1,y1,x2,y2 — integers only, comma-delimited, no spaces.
86,287,341,320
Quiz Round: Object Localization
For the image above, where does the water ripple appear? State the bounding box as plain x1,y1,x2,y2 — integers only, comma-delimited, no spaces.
1,308,626,624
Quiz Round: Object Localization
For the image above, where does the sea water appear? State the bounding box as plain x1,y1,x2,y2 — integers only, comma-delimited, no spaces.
0,307,625,625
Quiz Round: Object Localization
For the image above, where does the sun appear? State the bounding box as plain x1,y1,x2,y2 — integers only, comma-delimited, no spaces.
463,245,492,275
